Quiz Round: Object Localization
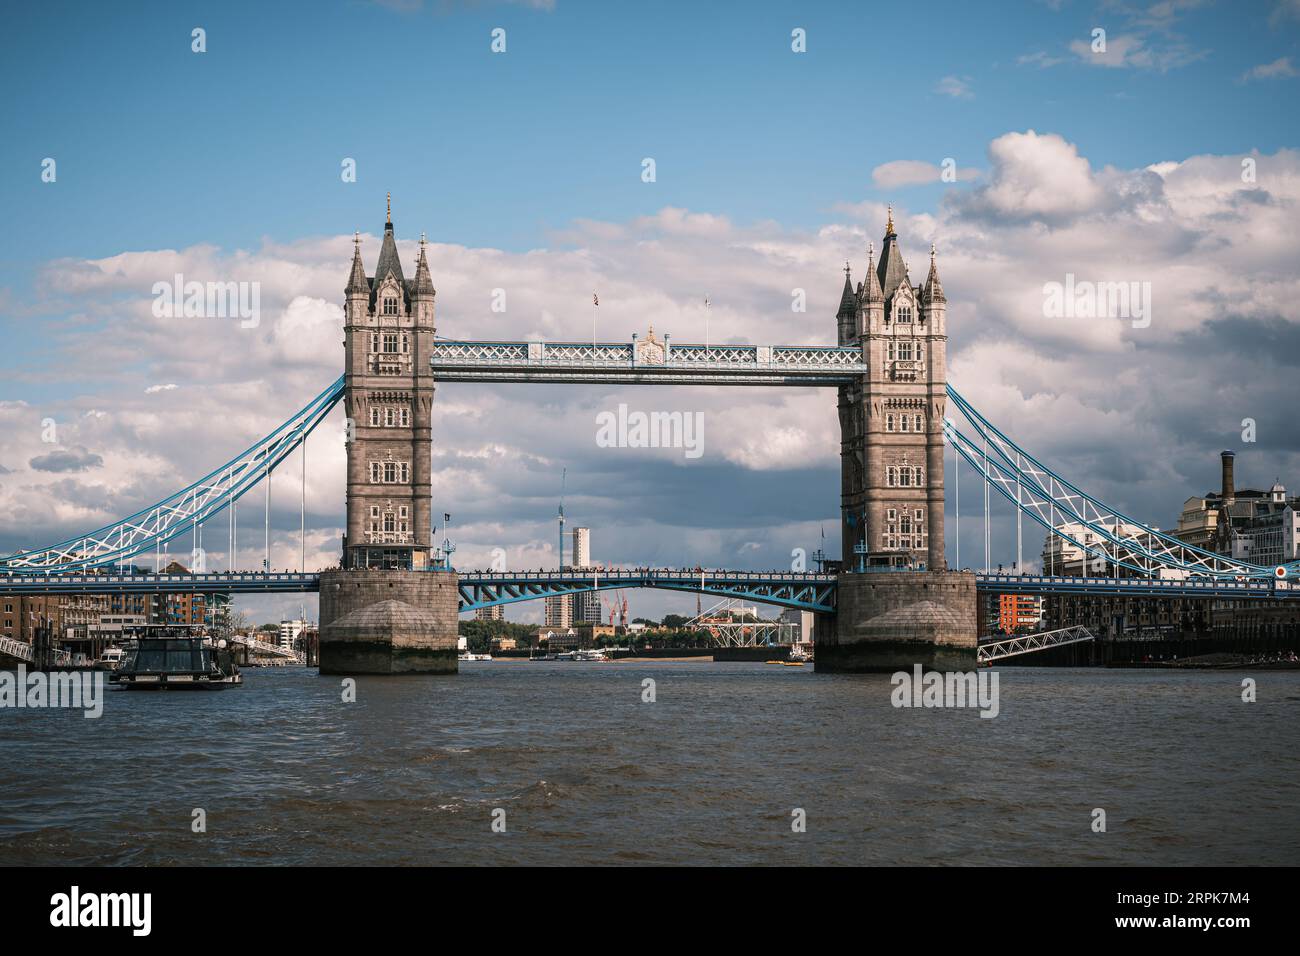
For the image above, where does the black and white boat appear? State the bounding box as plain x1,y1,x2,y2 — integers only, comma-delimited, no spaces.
110,625,243,690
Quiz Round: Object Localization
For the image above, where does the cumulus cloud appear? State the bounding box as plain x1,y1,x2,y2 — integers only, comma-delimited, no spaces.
145,383,177,394
955,130,1106,223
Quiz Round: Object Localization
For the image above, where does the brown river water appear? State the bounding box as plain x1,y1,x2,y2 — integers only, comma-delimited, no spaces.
2,662,1297,865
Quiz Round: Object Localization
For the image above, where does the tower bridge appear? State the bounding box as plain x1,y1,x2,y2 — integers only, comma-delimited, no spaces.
4,200,1296,673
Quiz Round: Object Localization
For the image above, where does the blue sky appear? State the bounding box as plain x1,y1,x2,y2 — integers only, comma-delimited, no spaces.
2,0,1298,623
4,0,1296,269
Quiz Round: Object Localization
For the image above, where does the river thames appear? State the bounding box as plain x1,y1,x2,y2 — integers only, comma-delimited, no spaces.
2,662,1297,866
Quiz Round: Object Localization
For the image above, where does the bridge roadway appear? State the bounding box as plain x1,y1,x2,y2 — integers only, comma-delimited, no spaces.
0,569,1293,610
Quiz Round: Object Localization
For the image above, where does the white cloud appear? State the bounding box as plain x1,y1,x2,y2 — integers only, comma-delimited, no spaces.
1239,57,1297,82
958,130,1104,222
934,75,974,99
871,160,980,189
1027,7,1209,74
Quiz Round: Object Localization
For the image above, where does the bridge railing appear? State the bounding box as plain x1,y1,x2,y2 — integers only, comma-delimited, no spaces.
975,573,1284,595
458,568,838,583
0,571,317,584
429,340,865,372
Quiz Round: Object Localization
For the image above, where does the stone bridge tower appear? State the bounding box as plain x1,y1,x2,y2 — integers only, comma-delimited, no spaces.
820,209,975,672
319,197,458,675
837,209,947,572
341,197,435,571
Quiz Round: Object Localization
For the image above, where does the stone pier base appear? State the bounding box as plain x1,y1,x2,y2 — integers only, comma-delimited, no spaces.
318,570,459,674
815,570,977,672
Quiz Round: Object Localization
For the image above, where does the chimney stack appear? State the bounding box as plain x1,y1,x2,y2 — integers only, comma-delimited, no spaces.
1220,450,1236,505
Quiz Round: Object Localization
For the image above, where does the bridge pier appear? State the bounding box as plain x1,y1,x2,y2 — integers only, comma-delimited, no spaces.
318,570,459,674
815,570,977,672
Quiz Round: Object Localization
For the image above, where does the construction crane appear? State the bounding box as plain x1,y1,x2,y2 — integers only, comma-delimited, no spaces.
600,589,630,628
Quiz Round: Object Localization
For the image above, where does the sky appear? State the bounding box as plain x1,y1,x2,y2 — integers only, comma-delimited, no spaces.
1,0,1298,624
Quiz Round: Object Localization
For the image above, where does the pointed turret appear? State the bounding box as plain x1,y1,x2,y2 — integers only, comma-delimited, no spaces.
835,261,858,346
923,242,946,303
862,241,883,302
875,205,908,299
346,231,369,295
370,193,408,311
412,232,435,298
373,217,406,287
836,262,856,317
